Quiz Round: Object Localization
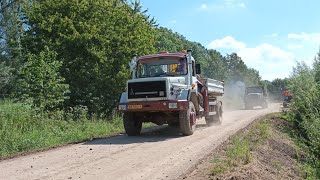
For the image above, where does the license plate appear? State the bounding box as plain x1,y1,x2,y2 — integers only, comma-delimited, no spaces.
128,105,143,109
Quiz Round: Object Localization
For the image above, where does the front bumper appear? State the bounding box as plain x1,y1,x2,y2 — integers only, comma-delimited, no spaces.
118,100,189,112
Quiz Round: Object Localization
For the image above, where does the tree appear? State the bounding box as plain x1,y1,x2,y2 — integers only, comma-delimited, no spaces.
0,0,24,65
202,49,227,80
314,48,320,83
0,61,12,98
22,0,156,115
14,47,69,110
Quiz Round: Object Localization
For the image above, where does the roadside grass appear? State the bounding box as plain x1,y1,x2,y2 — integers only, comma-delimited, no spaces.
209,113,319,179
274,113,320,179
210,117,271,176
0,101,153,159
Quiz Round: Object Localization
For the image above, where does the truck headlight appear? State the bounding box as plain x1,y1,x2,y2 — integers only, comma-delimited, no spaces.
118,105,127,110
170,86,182,96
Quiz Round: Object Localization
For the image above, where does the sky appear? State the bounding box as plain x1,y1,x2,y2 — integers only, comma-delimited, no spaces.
139,0,320,81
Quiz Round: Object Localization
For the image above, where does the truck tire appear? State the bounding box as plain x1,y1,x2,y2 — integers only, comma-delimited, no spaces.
123,112,142,136
179,101,196,136
205,115,214,126
213,102,222,124
205,102,222,126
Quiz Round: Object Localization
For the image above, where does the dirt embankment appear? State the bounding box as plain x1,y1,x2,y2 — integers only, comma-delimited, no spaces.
182,114,305,180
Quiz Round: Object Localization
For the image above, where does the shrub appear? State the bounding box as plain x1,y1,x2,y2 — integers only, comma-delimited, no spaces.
288,56,320,177
14,47,69,110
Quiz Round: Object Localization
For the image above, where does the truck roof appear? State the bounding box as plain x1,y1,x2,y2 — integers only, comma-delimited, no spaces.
138,52,186,60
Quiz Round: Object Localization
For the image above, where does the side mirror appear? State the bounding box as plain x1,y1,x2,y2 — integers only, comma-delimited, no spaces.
195,64,201,74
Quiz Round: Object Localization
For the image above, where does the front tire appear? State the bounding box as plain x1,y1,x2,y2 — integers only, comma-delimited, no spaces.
179,102,196,136
123,112,142,136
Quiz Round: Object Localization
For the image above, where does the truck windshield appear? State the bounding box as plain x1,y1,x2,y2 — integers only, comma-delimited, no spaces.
137,58,187,78
246,87,263,94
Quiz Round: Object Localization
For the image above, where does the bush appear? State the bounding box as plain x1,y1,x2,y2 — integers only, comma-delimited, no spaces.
0,62,13,98
14,47,69,110
288,57,320,176
0,101,123,157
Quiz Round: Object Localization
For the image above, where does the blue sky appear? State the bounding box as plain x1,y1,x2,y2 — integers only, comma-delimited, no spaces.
139,0,320,81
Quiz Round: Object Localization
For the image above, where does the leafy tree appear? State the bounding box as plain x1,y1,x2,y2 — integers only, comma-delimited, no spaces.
14,47,69,110
0,0,24,65
314,48,320,83
202,49,227,80
288,60,320,163
155,27,187,52
0,61,12,98
22,0,156,115
155,28,261,86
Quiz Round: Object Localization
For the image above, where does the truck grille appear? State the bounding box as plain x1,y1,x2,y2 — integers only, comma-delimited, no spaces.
128,81,166,99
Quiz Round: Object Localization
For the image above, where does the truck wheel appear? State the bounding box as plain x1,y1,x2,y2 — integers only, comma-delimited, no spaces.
213,103,222,124
205,116,214,126
179,101,196,136
123,112,142,136
205,102,222,126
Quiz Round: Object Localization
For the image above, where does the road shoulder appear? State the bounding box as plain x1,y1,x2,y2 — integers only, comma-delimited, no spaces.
180,113,306,180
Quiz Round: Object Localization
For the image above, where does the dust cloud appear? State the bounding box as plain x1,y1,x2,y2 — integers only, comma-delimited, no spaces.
223,81,246,111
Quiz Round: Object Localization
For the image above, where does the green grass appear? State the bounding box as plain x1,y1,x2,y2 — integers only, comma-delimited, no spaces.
0,101,153,158
210,119,271,176
276,112,320,179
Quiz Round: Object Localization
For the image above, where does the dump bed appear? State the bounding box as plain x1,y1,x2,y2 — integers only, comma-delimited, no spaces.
200,78,224,96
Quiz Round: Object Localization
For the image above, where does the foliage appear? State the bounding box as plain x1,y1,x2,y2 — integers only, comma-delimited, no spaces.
287,50,320,177
0,0,25,65
0,100,124,158
210,119,271,176
22,0,156,115
0,61,12,97
263,78,290,101
14,47,69,110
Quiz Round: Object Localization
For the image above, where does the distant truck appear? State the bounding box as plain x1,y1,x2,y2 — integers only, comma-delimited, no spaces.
282,89,292,108
244,86,268,109
118,50,224,136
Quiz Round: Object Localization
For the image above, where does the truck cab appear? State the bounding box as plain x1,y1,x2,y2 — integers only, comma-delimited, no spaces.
244,86,268,109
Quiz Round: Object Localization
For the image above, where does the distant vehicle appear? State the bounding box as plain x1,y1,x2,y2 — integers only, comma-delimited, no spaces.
282,89,292,108
118,50,224,136
244,86,268,109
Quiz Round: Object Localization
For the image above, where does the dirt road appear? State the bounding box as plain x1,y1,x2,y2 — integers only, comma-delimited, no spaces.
0,104,280,180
